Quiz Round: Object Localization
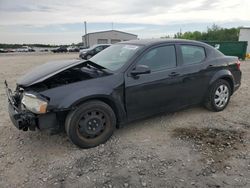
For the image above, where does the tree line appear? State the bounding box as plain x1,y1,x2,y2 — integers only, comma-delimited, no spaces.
164,24,241,41
0,42,84,49
0,43,60,49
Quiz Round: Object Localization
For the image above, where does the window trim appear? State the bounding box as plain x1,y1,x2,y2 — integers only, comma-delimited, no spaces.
178,44,207,67
130,44,178,74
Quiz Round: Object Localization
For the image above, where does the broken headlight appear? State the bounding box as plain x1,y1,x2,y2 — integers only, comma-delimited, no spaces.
21,93,48,114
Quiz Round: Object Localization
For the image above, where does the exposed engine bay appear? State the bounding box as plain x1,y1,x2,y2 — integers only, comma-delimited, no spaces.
23,63,108,92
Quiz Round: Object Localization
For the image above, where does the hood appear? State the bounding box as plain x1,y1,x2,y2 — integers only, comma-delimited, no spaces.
17,59,85,87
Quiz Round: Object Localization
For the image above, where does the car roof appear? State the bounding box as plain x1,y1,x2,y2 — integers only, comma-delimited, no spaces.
119,39,209,47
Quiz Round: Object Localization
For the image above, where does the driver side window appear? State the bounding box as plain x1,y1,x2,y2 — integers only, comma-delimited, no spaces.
137,45,176,72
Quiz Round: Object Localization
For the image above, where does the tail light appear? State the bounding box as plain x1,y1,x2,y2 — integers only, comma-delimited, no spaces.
236,59,241,70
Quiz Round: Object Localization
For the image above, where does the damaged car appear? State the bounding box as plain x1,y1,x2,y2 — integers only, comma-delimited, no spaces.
5,39,241,148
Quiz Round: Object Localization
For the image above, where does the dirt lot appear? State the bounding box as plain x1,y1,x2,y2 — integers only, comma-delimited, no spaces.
0,53,250,188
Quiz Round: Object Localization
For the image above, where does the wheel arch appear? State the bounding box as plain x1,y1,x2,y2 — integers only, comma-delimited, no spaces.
219,77,234,94
209,70,235,94
71,95,126,128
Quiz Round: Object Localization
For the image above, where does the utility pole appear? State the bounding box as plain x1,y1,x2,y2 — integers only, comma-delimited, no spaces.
112,22,114,30
84,21,88,47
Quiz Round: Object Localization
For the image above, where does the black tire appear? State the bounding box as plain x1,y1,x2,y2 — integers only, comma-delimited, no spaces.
86,55,92,60
65,100,116,148
204,79,231,112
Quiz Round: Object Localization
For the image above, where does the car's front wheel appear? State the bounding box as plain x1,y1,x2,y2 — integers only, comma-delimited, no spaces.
65,100,116,148
204,79,231,112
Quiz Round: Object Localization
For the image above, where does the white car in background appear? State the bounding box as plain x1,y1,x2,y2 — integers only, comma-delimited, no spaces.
17,46,35,52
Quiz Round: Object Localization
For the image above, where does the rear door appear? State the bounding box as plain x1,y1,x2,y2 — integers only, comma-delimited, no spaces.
176,44,210,105
125,44,185,120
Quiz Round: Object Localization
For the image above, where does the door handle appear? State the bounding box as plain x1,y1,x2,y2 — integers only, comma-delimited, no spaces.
169,72,180,77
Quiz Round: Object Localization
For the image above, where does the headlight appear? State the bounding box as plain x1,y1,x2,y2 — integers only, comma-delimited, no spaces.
21,93,48,114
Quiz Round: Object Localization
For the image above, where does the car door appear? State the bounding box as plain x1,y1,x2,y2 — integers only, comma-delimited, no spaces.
176,44,210,105
125,44,185,120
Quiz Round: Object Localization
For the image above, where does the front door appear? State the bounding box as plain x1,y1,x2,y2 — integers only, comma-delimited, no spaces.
125,44,184,120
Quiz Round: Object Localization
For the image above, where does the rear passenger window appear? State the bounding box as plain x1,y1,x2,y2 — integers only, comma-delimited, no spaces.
180,45,206,65
137,45,176,72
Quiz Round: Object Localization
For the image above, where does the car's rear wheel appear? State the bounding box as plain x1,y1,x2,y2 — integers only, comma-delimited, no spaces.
204,79,231,112
65,100,116,148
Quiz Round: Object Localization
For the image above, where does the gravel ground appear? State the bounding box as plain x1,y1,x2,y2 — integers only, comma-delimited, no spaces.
0,53,249,188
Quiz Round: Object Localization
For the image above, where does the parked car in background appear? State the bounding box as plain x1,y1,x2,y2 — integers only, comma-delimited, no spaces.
6,49,16,53
51,46,68,53
79,46,87,50
0,49,16,53
79,44,111,59
67,46,80,52
5,39,241,148
17,46,35,52
0,48,7,53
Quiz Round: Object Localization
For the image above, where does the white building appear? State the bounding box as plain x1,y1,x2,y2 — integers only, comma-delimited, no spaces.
82,30,138,48
239,27,250,54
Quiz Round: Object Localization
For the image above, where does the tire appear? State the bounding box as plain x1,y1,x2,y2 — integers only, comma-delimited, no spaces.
86,55,92,60
65,100,116,148
204,79,231,112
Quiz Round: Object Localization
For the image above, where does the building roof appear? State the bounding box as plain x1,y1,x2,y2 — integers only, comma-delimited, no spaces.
82,30,138,37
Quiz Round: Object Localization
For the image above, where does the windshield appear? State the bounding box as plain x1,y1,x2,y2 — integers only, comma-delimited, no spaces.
89,44,99,50
90,44,142,71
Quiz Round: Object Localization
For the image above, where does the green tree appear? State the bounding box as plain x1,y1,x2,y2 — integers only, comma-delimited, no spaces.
171,24,240,41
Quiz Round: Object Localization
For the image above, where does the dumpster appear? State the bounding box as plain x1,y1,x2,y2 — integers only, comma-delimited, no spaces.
204,41,248,60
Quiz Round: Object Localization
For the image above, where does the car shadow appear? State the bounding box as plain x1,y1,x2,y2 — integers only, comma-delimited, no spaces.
11,105,210,151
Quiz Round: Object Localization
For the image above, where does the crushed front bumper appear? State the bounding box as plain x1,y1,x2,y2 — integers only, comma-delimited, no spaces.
5,80,36,131
5,80,59,131
8,103,36,131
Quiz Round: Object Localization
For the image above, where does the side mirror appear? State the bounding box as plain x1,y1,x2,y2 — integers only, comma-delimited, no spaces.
131,65,151,77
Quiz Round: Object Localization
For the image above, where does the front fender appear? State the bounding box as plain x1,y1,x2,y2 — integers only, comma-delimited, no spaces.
55,86,126,123
58,87,113,109
40,74,126,122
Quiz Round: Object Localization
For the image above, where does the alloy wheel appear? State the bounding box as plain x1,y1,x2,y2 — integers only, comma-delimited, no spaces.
214,84,229,108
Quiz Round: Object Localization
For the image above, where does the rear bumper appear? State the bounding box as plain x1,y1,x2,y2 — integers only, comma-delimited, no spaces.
233,70,242,93
234,83,241,92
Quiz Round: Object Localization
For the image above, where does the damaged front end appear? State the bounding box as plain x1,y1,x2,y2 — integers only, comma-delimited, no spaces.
5,81,37,131
5,79,68,132
5,59,110,132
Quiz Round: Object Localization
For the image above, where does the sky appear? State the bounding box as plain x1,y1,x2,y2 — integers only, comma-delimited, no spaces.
0,0,249,44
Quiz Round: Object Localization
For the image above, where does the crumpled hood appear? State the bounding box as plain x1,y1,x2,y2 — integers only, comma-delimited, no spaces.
17,59,85,87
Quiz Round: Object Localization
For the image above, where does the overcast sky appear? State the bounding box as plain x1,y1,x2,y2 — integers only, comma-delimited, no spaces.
0,0,249,44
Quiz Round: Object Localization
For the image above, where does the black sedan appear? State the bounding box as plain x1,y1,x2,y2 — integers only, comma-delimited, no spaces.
51,46,68,53
79,44,111,59
5,39,241,148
